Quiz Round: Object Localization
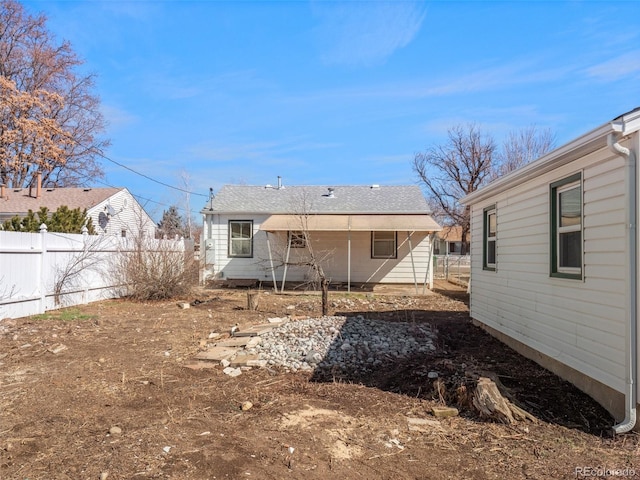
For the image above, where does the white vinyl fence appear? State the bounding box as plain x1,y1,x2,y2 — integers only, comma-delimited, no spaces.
0,230,189,320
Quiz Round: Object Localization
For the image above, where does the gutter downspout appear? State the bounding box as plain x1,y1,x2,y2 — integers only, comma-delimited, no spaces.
608,132,638,434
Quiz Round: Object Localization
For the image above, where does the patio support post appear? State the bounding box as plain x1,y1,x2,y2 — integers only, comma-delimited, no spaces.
407,231,418,294
265,232,279,292
348,217,352,292
281,232,292,293
423,232,435,294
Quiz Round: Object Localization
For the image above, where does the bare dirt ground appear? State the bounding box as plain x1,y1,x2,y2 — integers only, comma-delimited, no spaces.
1,282,638,480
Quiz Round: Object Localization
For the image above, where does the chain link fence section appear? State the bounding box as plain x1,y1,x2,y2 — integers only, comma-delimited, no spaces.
433,255,470,288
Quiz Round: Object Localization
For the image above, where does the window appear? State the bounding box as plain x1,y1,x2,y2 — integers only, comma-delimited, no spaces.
289,231,306,248
550,173,582,279
228,220,253,257
372,231,397,259
483,206,496,270
121,229,126,238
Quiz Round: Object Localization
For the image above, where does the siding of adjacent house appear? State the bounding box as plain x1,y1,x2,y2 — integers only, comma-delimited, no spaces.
88,189,156,238
469,145,629,394
208,214,433,284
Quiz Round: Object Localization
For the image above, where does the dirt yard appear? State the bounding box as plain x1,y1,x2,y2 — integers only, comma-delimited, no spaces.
0,283,638,480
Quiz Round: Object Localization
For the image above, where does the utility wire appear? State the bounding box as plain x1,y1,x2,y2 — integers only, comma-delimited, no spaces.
69,138,209,198
59,164,202,217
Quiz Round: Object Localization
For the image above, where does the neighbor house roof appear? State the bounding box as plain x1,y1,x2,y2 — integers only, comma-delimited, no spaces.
0,187,122,217
437,226,467,242
202,185,432,214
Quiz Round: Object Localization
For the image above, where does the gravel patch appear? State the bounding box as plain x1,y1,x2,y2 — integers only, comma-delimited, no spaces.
246,315,437,374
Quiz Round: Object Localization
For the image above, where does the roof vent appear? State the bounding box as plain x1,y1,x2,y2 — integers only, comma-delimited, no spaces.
371,184,380,189
327,187,335,198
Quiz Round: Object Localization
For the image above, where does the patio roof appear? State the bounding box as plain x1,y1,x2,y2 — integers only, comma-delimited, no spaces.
259,214,441,232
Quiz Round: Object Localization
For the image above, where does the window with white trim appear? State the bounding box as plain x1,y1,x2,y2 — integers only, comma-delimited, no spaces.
550,173,582,279
228,220,253,257
483,206,496,270
371,231,397,259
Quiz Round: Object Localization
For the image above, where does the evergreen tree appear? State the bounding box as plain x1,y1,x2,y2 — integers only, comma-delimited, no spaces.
157,205,186,239
1,205,95,233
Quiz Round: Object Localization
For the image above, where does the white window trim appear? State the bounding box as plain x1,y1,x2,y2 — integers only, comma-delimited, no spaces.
485,208,496,269
556,181,582,275
228,220,253,258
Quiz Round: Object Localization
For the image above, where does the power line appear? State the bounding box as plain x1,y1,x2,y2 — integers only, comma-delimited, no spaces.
68,138,209,198
60,164,202,217
99,153,208,198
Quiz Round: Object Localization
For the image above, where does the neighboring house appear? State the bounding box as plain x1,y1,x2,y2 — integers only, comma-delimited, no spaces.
433,225,470,255
0,182,156,238
201,183,441,291
462,107,640,433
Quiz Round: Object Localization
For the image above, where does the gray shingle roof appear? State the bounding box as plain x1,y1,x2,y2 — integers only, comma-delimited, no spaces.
0,187,122,217
202,185,431,214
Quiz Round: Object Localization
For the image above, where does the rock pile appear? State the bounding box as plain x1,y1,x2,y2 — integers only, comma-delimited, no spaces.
246,315,437,375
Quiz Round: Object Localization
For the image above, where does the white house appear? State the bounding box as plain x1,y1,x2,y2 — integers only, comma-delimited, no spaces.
462,107,640,433
201,182,441,292
0,183,156,238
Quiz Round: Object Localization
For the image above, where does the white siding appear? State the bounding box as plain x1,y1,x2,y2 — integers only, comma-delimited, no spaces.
469,146,629,394
206,214,433,285
87,189,156,238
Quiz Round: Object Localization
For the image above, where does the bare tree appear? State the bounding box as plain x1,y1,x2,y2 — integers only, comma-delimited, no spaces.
0,0,108,188
263,189,333,315
495,125,556,178
52,234,110,306
413,124,496,254
110,209,197,301
414,124,557,252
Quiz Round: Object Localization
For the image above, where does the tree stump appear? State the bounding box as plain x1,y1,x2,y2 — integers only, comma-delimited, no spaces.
471,376,540,424
473,377,516,424
247,291,260,311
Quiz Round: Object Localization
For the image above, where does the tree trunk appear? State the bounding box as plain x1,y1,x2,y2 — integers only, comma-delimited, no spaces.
247,291,259,311
321,278,329,316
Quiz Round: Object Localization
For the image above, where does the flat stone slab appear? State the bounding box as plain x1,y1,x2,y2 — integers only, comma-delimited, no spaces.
194,346,238,362
431,406,459,418
233,324,275,337
230,353,261,367
407,417,444,432
183,361,220,371
214,337,252,347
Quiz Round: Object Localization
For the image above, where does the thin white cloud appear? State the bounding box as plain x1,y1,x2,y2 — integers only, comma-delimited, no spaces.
312,1,426,67
101,104,138,131
188,137,340,163
278,58,574,105
585,51,640,81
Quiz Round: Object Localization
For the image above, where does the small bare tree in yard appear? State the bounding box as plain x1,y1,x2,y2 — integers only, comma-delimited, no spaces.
52,233,111,306
265,190,333,315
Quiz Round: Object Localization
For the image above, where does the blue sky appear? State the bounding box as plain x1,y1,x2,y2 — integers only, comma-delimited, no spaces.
23,0,640,220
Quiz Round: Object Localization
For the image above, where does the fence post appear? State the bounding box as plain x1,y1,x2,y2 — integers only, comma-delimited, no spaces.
82,226,89,304
39,223,48,313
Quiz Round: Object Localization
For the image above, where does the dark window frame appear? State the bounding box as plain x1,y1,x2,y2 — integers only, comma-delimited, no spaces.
288,231,307,248
371,231,397,259
228,220,254,258
550,172,583,280
483,205,496,271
